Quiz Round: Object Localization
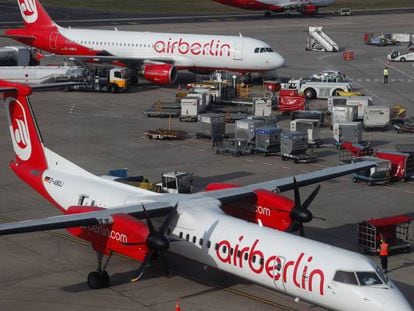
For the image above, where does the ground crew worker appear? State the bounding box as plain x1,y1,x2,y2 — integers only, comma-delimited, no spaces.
383,66,389,84
378,239,389,273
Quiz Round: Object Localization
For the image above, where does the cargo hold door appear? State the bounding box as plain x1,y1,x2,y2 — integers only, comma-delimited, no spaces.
233,40,243,60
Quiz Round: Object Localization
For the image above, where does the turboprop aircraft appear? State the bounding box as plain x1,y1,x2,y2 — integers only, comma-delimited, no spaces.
213,0,335,16
0,80,412,311
3,0,284,86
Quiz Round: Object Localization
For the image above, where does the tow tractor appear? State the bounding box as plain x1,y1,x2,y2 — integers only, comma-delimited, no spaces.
387,48,414,62
283,77,352,99
103,169,193,193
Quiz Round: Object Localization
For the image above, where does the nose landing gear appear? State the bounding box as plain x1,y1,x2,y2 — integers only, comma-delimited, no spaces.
87,251,113,289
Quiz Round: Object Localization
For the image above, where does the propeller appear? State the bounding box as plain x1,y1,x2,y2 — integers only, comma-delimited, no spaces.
131,203,178,282
287,177,321,237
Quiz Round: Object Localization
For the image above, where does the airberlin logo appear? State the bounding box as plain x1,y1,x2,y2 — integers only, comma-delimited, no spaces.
215,236,325,296
6,97,32,161
154,38,231,57
18,0,38,24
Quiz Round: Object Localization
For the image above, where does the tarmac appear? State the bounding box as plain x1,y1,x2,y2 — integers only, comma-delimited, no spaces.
0,9,413,311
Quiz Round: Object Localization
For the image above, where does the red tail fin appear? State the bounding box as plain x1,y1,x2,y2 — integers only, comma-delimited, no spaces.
1,80,48,171
17,0,55,28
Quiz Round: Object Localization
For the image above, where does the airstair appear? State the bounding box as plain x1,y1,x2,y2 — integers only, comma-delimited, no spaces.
306,26,339,52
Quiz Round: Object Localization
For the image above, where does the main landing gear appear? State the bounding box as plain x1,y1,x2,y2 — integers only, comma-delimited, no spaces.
87,251,113,289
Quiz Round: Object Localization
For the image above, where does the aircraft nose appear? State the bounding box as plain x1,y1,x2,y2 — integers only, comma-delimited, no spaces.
270,52,285,69
382,288,413,311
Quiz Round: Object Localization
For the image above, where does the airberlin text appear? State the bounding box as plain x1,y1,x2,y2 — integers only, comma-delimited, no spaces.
87,225,128,244
154,38,231,57
216,236,325,295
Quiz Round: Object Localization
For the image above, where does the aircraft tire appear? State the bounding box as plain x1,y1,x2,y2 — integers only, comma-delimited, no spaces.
87,271,104,289
101,271,110,288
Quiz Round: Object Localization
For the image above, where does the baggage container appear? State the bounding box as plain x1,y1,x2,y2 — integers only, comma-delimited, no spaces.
331,105,358,124
352,156,391,185
235,119,266,142
363,106,390,129
197,113,225,139
290,119,320,145
328,96,372,119
281,131,308,154
255,127,282,154
254,97,272,117
375,147,414,181
186,93,207,112
180,97,200,122
333,122,363,143
291,110,324,124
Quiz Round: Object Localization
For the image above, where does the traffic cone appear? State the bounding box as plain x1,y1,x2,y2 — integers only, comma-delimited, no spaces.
175,298,181,311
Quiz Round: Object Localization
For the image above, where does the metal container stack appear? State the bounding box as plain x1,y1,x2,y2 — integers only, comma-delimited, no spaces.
255,127,282,153
198,113,226,139
281,131,308,154
235,118,266,142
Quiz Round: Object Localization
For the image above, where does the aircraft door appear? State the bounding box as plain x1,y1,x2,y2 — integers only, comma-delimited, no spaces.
233,40,243,60
49,31,59,50
270,256,287,292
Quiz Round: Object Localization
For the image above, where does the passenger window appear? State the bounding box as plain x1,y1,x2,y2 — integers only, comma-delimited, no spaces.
222,245,227,254
185,234,189,241
199,238,203,246
207,241,211,249
237,250,241,257
333,271,358,285
259,257,264,266
356,272,383,286
215,243,219,250
230,248,233,255
192,236,196,243
254,47,259,53
244,253,248,261
179,232,183,239
252,255,256,263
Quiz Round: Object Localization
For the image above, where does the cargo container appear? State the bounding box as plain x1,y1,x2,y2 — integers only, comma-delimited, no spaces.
196,113,226,139
281,131,308,154
331,105,358,124
254,97,272,117
255,127,282,154
375,148,414,181
328,96,372,119
290,119,321,146
333,122,363,143
291,110,324,124
235,119,266,142
180,97,200,122
363,106,390,129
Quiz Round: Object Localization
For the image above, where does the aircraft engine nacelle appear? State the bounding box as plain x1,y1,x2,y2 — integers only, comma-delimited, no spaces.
301,4,318,15
141,63,177,85
205,183,294,231
65,205,149,261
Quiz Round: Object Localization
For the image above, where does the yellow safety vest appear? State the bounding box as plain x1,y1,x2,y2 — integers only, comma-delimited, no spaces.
384,69,389,76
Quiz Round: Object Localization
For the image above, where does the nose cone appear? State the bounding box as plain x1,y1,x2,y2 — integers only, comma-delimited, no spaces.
382,285,413,311
270,52,285,70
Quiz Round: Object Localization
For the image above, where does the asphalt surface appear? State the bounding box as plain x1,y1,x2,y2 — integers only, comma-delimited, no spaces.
0,8,413,311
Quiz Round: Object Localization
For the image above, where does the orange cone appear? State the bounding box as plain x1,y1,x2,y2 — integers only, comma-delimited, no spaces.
175,298,181,311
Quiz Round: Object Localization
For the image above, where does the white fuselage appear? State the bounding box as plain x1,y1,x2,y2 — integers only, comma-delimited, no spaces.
58,27,285,72
41,149,412,311
259,0,335,7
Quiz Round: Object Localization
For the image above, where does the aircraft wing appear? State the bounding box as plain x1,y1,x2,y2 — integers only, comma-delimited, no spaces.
0,201,174,235
199,161,377,203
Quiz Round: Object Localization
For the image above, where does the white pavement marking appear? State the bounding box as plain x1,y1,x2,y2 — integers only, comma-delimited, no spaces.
244,159,254,163
69,103,77,114
280,166,291,170
198,149,205,152
263,162,273,166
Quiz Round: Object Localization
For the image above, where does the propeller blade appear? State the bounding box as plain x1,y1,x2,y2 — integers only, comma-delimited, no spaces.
293,177,301,208
287,221,299,233
131,249,154,282
159,251,172,278
313,216,327,221
142,204,155,233
159,202,178,235
302,185,321,210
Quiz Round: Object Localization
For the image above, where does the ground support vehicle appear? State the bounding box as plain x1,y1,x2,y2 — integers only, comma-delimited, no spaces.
387,49,414,62
352,156,391,186
358,215,412,254
335,8,352,16
0,45,39,66
283,78,352,100
393,117,414,133
364,33,397,46
306,26,339,52
196,114,226,139
65,66,130,93
144,128,187,140
375,147,414,182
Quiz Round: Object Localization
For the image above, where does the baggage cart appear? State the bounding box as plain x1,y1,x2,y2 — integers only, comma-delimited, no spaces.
358,215,412,254
375,148,414,181
279,131,316,163
214,137,252,157
144,128,187,140
351,156,391,186
338,141,374,164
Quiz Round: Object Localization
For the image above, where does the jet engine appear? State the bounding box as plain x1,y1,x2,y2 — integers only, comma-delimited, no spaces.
300,4,318,15
141,63,177,85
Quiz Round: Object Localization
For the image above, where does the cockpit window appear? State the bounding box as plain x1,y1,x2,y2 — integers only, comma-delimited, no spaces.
356,272,383,286
376,267,389,284
333,271,358,285
260,48,266,53
254,47,259,53
266,47,273,52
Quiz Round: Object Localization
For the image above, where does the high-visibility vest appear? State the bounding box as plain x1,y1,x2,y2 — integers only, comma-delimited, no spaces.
380,242,389,256
384,68,389,76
